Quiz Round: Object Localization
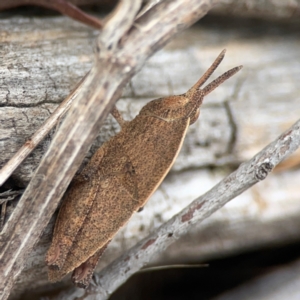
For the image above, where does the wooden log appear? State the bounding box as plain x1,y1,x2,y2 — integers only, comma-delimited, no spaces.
0,12,299,299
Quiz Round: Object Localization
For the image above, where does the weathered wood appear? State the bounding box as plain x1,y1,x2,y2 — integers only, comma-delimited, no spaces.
0,2,216,299
1,15,300,184
0,11,300,300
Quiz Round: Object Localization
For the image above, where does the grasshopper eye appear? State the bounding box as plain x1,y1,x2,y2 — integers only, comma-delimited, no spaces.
189,108,200,125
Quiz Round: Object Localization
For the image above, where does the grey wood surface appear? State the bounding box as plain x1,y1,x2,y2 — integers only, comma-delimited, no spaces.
0,13,300,300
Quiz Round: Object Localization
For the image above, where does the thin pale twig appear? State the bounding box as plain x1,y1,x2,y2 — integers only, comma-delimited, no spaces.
136,0,162,18
138,264,209,273
0,190,24,230
0,203,6,232
0,190,24,205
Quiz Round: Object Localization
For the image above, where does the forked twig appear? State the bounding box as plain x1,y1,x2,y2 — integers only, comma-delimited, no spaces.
0,190,24,206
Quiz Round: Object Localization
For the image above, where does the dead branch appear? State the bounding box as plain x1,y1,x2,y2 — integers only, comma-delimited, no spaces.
55,117,300,300
0,1,216,299
0,0,103,29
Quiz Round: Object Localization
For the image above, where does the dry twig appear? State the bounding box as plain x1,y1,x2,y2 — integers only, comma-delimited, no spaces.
55,117,300,300
0,74,88,187
0,0,103,29
0,1,216,299
0,190,24,230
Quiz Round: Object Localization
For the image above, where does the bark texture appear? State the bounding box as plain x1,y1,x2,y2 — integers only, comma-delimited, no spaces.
0,9,300,300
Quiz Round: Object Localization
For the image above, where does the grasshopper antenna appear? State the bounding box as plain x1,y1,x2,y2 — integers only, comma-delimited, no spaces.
202,65,243,96
189,49,226,93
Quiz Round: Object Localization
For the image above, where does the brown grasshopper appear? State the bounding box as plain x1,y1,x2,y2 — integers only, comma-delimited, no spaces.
46,50,242,288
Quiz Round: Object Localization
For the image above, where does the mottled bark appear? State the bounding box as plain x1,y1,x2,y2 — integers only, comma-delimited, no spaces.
0,1,217,299
0,5,300,300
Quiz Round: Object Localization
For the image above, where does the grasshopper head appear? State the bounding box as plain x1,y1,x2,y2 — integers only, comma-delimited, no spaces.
185,49,242,124
139,50,242,124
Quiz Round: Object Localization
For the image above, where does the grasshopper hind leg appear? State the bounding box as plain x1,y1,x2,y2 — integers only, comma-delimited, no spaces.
72,241,110,288
111,105,128,127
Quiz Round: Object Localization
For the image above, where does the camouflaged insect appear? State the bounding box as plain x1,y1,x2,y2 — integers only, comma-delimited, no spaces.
46,50,242,288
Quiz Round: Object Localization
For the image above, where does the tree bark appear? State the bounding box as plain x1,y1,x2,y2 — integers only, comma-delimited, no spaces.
0,9,300,300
